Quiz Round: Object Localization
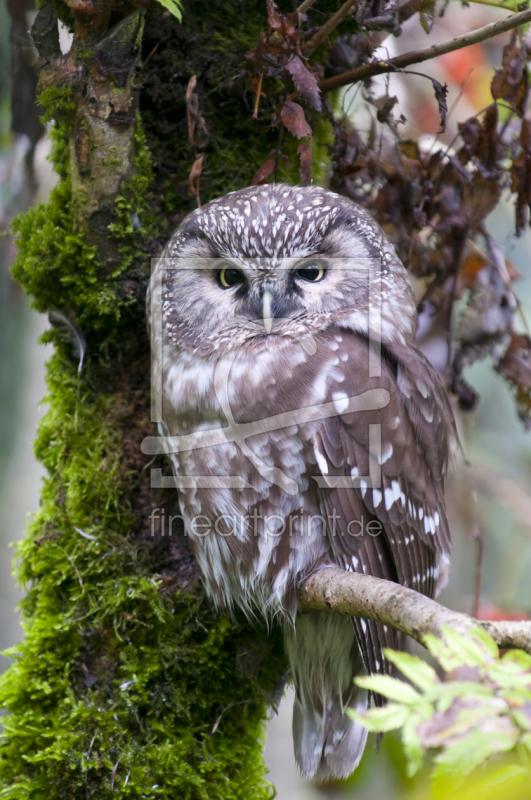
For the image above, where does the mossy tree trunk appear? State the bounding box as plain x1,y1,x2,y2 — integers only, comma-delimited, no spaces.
0,1,324,796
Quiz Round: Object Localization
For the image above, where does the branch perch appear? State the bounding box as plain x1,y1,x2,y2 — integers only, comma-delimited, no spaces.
299,567,531,654
319,7,531,93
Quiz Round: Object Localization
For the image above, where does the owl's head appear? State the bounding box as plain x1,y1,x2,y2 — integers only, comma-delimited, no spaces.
151,184,417,355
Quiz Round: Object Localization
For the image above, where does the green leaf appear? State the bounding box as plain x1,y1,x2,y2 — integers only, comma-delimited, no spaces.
501,650,531,671
403,705,433,777
383,649,438,692
432,764,531,800
432,731,517,784
355,674,421,705
424,627,498,672
435,681,495,713
154,0,182,20
348,702,408,732
487,654,531,692
470,627,500,659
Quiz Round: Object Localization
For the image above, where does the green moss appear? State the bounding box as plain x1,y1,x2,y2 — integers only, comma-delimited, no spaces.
0,344,285,798
37,85,75,124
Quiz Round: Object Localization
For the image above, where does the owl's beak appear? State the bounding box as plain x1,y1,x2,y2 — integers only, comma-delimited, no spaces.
262,289,273,334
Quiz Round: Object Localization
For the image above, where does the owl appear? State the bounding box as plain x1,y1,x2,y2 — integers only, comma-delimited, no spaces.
147,184,456,781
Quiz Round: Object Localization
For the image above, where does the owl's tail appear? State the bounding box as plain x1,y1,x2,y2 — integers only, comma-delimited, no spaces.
284,611,369,782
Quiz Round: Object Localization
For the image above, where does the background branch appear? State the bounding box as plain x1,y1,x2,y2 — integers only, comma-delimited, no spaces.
320,7,531,93
299,567,531,653
303,0,359,56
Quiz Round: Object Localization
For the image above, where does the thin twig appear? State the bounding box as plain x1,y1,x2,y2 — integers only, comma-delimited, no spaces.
303,0,359,56
143,43,158,68
298,0,319,12
252,70,264,120
299,567,531,654
319,7,531,93
471,527,484,620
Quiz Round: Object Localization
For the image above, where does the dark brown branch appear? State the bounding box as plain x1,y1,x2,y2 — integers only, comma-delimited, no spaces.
319,7,531,93
299,567,531,654
303,0,359,56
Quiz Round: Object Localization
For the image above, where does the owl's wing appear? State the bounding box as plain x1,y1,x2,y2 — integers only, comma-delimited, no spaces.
310,330,456,678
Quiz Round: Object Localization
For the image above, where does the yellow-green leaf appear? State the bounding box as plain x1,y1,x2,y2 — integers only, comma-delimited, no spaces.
154,0,182,21
348,702,408,732
355,674,421,704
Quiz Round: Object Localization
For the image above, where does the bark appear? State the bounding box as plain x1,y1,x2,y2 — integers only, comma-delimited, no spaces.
299,568,531,654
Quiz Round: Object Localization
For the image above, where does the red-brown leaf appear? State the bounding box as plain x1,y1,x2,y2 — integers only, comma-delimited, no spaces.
286,54,322,111
491,30,528,117
188,153,204,197
185,75,209,148
281,100,312,139
511,117,531,236
496,333,531,428
251,152,276,186
431,79,448,134
186,75,198,146
251,149,289,185
266,0,284,31
266,0,304,50
298,141,312,186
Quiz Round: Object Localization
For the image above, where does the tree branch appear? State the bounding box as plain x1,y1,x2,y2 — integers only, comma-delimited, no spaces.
303,0,359,57
299,567,531,654
297,0,319,12
319,7,531,93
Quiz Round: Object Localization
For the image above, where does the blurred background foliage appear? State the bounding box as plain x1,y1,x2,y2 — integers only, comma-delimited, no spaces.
1,1,531,798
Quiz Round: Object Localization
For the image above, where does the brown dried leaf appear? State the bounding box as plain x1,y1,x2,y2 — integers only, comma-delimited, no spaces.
496,334,531,429
266,0,304,52
431,79,449,134
491,31,528,118
186,75,209,148
476,104,499,174
458,116,482,156
188,153,204,200
281,100,312,139
511,117,531,236
251,153,276,186
251,149,289,185
266,0,284,31
373,93,398,124
285,54,322,111
297,141,312,186
186,75,198,146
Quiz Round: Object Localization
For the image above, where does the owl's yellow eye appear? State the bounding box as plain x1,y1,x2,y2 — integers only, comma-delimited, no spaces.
296,262,326,282
218,265,245,288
